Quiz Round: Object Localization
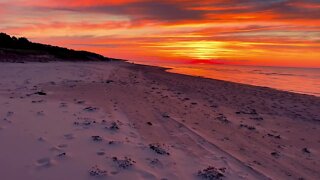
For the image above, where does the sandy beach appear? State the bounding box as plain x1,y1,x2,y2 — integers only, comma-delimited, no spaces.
0,61,319,180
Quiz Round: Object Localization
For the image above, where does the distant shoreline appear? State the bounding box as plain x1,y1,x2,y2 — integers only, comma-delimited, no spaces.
1,59,319,98
1,32,319,97
124,61,320,97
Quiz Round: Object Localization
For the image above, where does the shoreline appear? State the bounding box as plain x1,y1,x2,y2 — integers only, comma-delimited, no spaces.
129,61,320,98
166,66,320,98
0,61,319,179
166,70,320,98
116,60,320,97
2,58,319,97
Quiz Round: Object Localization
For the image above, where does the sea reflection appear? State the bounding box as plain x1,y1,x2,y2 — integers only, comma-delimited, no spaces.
167,64,320,97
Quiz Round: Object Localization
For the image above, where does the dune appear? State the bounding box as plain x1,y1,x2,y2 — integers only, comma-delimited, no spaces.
0,60,319,180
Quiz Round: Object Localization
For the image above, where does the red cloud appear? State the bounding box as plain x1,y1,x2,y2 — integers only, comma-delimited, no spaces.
23,0,141,7
1,0,319,67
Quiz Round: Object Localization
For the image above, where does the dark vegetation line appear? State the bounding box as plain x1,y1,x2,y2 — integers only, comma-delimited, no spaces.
0,32,113,62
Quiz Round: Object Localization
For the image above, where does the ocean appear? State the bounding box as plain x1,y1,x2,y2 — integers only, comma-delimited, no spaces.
165,64,320,97
133,60,320,97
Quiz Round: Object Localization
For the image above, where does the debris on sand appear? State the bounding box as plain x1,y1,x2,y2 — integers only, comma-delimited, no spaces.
91,136,103,142
31,100,45,103
74,118,97,127
74,99,85,104
89,165,107,177
250,117,264,121
271,151,280,158
97,151,105,156
149,158,161,165
112,157,135,169
49,81,56,85
57,152,67,157
35,91,47,96
38,137,46,142
216,114,230,124
6,111,14,117
162,113,170,118
240,124,256,130
148,158,164,168
197,166,225,180
109,122,120,130
302,148,311,154
105,80,114,84
147,122,153,126
149,143,170,155
267,133,281,139
59,102,67,108
236,107,257,115
83,106,98,112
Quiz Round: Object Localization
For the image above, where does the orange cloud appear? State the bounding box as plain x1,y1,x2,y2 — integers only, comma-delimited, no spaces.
22,0,141,7
0,0,319,67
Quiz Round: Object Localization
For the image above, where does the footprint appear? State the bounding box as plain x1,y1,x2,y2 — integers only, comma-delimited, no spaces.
148,158,163,168
56,152,70,160
36,158,55,168
129,132,138,138
6,111,14,117
92,136,103,142
3,118,12,123
38,137,46,142
50,146,64,152
64,133,75,140
58,144,68,148
36,111,45,116
89,165,107,177
76,100,85,104
59,102,68,108
97,151,106,156
83,107,98,112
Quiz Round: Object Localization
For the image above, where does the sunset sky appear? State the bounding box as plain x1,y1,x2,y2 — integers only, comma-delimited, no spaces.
1,0,319,67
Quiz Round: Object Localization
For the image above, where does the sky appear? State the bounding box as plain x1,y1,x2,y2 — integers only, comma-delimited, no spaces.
0,0,320,67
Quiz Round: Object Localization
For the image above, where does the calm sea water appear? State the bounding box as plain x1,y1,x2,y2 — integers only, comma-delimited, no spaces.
134,60,320,97
164,64,320,97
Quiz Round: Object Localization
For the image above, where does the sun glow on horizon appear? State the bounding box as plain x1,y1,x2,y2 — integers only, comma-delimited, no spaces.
146,41,232,60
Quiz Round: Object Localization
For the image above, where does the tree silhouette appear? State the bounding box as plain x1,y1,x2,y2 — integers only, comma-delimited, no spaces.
0,32,109,61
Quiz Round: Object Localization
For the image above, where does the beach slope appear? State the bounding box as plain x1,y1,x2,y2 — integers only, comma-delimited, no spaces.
0,61,319,180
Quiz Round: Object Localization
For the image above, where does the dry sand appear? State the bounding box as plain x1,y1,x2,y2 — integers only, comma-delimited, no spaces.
0,61,319,180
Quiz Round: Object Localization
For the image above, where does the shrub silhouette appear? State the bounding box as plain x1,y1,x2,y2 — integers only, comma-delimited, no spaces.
0,32,109,61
